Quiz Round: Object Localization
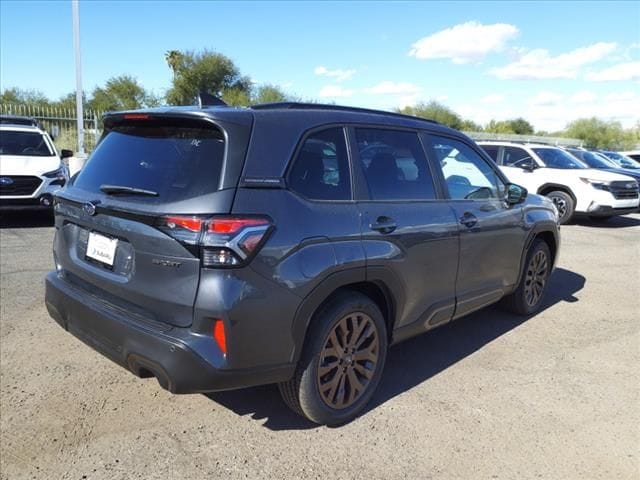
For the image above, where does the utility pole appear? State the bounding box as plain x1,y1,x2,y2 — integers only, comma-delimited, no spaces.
71,0,85,156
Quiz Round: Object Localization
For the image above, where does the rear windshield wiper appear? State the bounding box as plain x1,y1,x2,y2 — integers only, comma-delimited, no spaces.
99,184,159,196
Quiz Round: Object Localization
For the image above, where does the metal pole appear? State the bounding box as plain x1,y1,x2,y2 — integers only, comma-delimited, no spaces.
72,0,85,156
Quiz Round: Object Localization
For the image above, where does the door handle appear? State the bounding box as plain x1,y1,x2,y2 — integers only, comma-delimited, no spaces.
370,216,397,234
459,212,478,228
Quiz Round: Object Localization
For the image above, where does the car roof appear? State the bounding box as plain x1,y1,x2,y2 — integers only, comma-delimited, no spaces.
104,102,458,135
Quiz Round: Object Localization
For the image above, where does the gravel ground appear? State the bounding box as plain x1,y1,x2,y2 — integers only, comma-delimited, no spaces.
1,211,639,480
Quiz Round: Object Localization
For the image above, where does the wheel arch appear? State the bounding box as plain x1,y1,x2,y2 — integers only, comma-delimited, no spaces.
537,183,577,204
289,268,397,364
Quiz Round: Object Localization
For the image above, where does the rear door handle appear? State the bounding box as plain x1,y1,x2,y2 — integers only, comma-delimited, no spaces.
370,216,397,234
459,212,478,228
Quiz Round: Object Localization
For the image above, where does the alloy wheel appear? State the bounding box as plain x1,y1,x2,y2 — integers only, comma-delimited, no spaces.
316,312,379,409
524,250,548,307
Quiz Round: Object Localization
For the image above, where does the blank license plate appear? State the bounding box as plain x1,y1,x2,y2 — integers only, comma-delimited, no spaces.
86,231,118,266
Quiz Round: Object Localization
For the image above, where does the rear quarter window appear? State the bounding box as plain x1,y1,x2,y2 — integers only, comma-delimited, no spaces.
74,122,225,202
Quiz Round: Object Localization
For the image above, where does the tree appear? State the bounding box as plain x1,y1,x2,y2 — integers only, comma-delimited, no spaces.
564,117,634,149
252,84,289,104
166,49,251,105
484,119,514,134
0,88,50,107
397,101,463,129
164,50,183,78
460,119,483,132
88,75,151,112
508,117,535,135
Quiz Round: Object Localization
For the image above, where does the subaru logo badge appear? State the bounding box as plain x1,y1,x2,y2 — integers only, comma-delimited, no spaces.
83,202,97,216
0,177,14,185
627,183,635,189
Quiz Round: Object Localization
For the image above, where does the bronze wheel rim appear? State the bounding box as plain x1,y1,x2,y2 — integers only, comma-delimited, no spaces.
524,250,548,307
316,312,379,410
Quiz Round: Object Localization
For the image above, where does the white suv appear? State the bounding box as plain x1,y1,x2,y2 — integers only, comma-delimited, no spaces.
0,116,71,211
478,141,639,223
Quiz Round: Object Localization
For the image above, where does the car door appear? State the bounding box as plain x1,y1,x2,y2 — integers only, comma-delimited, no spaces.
499,145,540,191
425,134,527,319
351,127,459,337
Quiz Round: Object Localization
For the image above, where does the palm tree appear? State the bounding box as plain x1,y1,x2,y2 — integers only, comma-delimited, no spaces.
164,50,182,78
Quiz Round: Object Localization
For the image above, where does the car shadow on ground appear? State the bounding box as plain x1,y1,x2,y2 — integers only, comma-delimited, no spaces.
0,210,54,229
572,214,640,228
206,267,585,431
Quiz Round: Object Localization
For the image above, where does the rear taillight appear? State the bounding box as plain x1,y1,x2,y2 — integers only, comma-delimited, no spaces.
156,215,272,268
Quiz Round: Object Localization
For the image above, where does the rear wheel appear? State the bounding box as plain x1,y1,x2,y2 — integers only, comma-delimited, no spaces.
279,292,387,426
501,239,551,316
546,190,574,224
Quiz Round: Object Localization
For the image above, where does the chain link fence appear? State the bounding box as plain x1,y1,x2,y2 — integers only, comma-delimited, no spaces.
0,103,104,154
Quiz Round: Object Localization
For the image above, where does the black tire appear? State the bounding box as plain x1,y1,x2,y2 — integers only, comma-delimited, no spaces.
279,291,388,426
501,239,552,316
546,190,574,224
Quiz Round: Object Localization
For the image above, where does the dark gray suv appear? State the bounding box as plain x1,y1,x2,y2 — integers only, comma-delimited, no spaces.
45,102,560,425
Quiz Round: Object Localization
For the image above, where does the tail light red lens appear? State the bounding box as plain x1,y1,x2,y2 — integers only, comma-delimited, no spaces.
157,215,272,268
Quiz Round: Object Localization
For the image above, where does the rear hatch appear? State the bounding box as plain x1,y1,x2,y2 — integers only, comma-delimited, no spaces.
53,111,252,327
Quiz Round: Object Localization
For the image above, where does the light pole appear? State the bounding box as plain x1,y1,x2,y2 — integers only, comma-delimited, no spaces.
71,0,85,156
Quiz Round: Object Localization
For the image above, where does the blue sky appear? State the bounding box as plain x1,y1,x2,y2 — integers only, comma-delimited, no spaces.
1,0,639,131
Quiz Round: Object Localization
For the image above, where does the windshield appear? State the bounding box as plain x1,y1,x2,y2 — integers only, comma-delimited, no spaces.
533,148,587,169
74,122,226,202
0,130,54,157
601,151,640,169
569,150,616,169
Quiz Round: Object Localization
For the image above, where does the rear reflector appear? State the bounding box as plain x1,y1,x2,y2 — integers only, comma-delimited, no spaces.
213,320,227,355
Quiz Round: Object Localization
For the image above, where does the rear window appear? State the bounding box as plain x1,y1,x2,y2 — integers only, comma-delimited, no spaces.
74,123,225,201
0,130,54,156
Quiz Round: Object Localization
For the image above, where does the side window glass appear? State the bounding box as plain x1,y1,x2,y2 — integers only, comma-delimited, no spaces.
288,127,350,200
480,145,499,163
356,128,436,200
429,136,505,200
503,146,532,167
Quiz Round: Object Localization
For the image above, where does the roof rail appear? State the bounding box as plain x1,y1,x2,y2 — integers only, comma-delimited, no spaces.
476,139,553,145
250,102,440,125
198,91,227,108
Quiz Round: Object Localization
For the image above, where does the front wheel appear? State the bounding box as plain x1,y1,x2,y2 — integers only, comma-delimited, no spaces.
501,239,552,316
279,292,388,426
546,190,574,224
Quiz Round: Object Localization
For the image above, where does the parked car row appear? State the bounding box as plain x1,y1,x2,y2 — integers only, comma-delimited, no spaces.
477,141,639,224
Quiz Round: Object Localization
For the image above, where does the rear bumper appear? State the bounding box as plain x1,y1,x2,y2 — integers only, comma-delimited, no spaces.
45,272,294,393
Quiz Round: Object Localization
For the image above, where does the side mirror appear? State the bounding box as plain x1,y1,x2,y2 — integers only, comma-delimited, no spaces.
60,149,74,159
506,183,528,205
521,161,535,171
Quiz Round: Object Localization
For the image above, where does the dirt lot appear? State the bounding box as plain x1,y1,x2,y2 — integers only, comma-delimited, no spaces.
0,211,638,480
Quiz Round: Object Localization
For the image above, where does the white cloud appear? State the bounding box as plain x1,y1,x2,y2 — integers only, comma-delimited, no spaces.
605,91,637,102
314,66,356,82
490,42,617,79
409,21,518,64
365,81,422,95
480,94,505,104
586,61,640,81
318,85,355,98
530,91,564,106
570,90,597,104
